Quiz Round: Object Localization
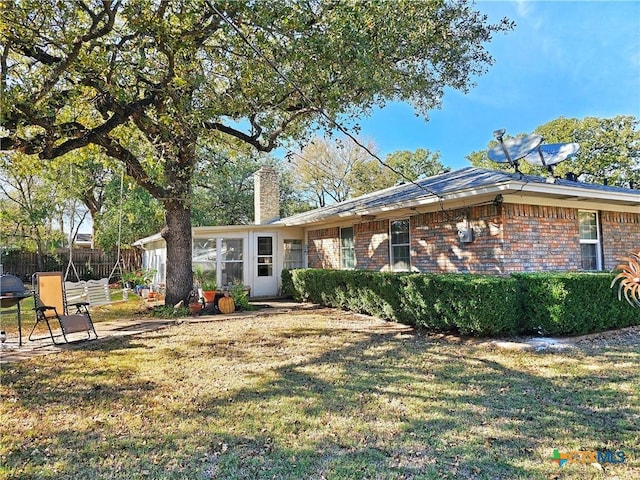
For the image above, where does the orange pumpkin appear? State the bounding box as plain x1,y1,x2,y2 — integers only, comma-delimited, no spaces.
218,295,235,314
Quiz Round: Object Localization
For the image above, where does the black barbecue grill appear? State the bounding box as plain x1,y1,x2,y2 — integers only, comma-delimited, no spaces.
1,274,32,346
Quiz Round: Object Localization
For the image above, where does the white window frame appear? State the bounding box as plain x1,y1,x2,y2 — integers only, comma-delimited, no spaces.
340,226,355,270
193,237,245,286
390,219,410,272
221,238,244,285
283,239,304,270
256,236,274,277
578,210,602,271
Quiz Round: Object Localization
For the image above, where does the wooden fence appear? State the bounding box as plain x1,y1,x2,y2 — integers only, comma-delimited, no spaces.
0,248,142,282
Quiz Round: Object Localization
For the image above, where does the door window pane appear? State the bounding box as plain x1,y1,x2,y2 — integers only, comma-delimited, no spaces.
258,237,273,256
257,236,273,277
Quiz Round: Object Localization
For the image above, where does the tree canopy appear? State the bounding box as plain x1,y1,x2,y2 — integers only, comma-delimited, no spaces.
467,115,640,187
293,137,448,207
1,0,513,304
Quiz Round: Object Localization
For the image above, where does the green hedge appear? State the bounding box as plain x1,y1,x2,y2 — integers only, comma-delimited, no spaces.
282,269,639,337
514,272,639,336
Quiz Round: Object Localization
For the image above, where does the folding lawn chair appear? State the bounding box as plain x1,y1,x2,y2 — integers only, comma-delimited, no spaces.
29,272,98,344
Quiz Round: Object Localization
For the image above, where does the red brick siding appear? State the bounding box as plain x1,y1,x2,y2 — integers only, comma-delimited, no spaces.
601,211,640,270
307,227,340,269
502,204,581,271
305,204,640,274
411,205,505,273
355,220,390,271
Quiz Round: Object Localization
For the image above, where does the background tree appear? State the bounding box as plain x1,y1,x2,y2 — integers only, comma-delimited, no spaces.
193,141,307,225
293,138,448,206
292,136,377,207
467,115,640,187
1,0,513,304
0,153,65,268
385,149,449,183
95,174,164,252
351,147,448,195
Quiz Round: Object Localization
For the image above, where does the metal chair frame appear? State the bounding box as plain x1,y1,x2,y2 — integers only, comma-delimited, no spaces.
29,272,98,344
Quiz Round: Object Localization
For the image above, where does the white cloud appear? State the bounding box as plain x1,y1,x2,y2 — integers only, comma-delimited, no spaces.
515,0,534,18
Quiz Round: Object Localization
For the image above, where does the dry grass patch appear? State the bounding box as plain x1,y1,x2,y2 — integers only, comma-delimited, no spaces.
1,309,638,479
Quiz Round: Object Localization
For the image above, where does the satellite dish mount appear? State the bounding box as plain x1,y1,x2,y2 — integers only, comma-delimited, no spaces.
487,129,579,177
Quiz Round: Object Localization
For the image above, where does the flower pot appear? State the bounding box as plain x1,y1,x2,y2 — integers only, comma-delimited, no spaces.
202,290,216,303
189,302,203,316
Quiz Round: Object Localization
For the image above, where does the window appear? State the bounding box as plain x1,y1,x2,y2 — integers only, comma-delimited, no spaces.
340,227,355,269
257,236,273,277
193,239,217,278
579,211,602,270
193,238,244,286
390,220,410,271
283,240,303,269
221,238,244,285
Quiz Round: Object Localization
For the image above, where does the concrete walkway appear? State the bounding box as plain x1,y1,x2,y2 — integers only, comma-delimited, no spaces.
0,300,315,364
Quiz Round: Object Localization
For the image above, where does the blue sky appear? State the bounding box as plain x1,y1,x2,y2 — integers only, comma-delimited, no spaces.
347,0,640,170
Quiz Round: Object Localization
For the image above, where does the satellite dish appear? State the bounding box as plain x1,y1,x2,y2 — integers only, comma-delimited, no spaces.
523,143,580,170
487,132,543,171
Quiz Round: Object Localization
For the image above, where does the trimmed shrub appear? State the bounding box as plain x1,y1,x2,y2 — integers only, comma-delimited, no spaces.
282,269,639,337
283,269,522,336
515,272,639,336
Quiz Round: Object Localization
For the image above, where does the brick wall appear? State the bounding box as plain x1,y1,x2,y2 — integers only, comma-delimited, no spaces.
307,227,340,269
501,204,581,271
411,205,505,274
304,204,640,274
601,211,640,270
355,220,390,271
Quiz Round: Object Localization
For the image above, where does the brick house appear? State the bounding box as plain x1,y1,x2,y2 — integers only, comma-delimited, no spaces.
134,167,640,296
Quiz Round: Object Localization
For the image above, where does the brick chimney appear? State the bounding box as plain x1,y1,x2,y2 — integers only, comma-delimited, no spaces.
254,166,280,224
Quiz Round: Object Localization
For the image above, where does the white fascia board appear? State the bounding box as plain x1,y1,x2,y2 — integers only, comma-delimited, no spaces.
517,182,640,208
132,232,163,247
353,184,514,217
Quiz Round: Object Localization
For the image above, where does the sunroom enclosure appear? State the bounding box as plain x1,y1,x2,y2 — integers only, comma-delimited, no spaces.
136,226,305,298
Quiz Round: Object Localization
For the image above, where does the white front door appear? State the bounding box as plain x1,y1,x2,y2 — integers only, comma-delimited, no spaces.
252,233,278,296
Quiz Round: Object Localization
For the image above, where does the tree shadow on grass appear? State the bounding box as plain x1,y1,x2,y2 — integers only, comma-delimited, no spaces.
1,318,638,479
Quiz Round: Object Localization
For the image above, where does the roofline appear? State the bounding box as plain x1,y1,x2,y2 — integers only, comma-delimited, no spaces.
132,223,303,247
280,175,639,226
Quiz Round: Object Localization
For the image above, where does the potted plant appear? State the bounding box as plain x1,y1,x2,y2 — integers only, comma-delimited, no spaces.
186,289,203,316
193,267,217,303
121,268,157,297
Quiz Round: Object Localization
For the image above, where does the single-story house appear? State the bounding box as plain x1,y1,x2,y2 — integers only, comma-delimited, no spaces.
133,165,640,297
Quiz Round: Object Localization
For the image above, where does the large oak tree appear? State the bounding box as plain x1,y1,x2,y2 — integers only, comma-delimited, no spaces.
1,0,512,304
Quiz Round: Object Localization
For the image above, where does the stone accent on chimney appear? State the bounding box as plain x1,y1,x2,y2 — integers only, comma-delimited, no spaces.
254,166,280,224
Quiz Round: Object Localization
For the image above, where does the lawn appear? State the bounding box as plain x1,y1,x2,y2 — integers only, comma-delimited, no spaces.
1,308,638,479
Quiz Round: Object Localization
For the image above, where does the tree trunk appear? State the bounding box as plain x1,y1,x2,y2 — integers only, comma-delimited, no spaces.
161,200,193,306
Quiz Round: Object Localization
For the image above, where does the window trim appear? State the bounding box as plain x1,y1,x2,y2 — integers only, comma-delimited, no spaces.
256,236,274,277
340,226,355,270
578,210,602,271
390,219,411,272
283,239,304,270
